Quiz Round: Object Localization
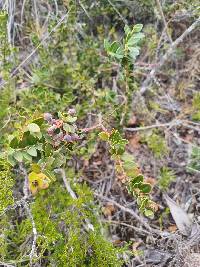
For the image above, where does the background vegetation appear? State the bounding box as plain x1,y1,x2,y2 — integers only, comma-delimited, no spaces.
0,1,200,266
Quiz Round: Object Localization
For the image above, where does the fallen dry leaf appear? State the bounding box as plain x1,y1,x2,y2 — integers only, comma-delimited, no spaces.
128,133,141,151
145,177,157,186
164,193,192,236
168,225,177,232
102,203,116,217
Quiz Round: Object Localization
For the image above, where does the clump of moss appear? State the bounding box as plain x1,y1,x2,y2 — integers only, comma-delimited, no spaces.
0,159,14,214
158,167,176,190
143,131,168,158
192,92,200,121
1,183,125,266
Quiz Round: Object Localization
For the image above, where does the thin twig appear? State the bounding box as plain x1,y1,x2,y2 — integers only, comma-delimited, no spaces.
94,192,163,236
155,0,172,43
0,8,72,89
24,203,37,266
124,119,181,132
21,165,37,265
140,17,200,95
106,0,127,24
0,196,30,217
58,168,77,199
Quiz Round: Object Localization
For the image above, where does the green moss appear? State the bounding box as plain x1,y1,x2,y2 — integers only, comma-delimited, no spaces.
1,183,124,266
0,160,14,214
144,131,168,158
158,167,176,190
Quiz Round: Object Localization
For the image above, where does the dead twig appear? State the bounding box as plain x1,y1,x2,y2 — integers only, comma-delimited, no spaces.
140,17,200,95
155,0,172,43
94,192,164,236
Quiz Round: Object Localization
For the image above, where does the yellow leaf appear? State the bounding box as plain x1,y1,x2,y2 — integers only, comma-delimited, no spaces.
28,172,50,194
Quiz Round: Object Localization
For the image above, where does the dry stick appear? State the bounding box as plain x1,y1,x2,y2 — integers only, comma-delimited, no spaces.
124,119,181,132
24,202,37,266
102,219,153,236
94,192,163,236
0,8,71,89
155,0,172,43
0,262,15,267
106,0,127,24
140,17,200,95
21,165,37,266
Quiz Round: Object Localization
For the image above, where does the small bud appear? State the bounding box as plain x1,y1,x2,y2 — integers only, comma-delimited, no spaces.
57,132,64,140
68,108,76,115
47,125,56,135
71,133,80,141
55,119,63,128
63,134,72,142
51,119,57,125
44,113,52,122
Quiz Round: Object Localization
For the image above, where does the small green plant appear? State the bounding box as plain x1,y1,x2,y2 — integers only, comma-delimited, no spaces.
144,131,168,158
104,24,145,124
192,92,200,121
187,146,200,173
0,159,14,213
104,24,145,65
99,129,155,216
158,167,176,190
0,11,14,125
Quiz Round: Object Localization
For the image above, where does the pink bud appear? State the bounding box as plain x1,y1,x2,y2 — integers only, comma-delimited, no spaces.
68,108,76,115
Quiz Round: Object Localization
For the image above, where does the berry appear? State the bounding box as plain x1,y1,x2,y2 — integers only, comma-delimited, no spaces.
44,113,52,122
63,134,72,142
68,108,76,115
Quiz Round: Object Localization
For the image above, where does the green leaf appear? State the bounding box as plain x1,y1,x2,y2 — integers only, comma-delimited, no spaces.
131,175,144,184
104,39,110,51
7,155,16,166
13,151,23,162
127,33,145,46
66,116,77,123
43,169,56,181
31,163,41,173
132,24,143,33
99,131,109,141
45,143,53,157
144,209,154,217
139,183,151,193
27,147,37,157
124,25,131,35
27,123,40,133
109,130,121,144
63,123,75,133
109,41,121,53
121,152,134,162
32,131,42,139
52,153,65,168
19,132,37,147
128,47,140,60
32,117,44,126
22,152,32,161
9,136,19,149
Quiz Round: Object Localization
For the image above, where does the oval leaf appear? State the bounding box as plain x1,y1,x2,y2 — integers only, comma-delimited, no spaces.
27,147,37,157
27,123,40,133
